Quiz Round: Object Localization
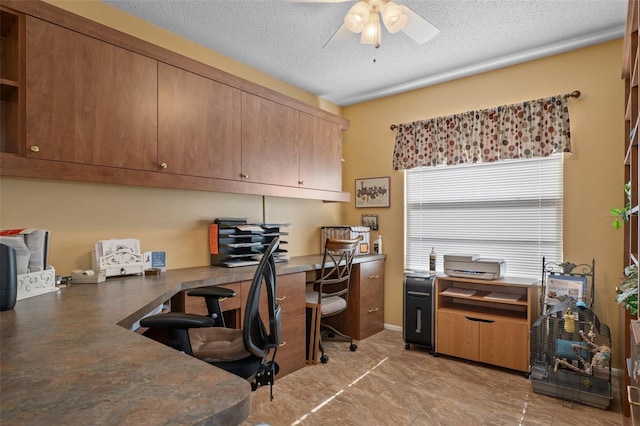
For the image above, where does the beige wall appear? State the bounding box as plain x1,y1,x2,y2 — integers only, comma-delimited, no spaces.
342,39,626,367
1,2,627,367
0,178,341,272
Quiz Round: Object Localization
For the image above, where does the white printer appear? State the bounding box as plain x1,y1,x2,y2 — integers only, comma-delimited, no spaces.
443,254,506,280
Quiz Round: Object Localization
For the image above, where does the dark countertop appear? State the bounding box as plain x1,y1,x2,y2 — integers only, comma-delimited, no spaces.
0,254,385,425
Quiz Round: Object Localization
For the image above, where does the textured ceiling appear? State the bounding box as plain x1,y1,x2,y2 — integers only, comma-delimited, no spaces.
102,0,627,106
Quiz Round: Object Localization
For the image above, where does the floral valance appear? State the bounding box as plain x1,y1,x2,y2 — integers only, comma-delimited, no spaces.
392,94,572,170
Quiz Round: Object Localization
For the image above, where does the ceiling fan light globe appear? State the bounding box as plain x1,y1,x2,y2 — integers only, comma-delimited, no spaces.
344,1,371,33
381,2,408,33
360,9,381,46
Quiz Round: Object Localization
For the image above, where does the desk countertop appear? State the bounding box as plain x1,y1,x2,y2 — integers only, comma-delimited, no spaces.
0,254,384,425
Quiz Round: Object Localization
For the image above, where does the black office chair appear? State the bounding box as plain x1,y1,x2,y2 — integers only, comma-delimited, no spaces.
141,238,282,398
305,237,360,363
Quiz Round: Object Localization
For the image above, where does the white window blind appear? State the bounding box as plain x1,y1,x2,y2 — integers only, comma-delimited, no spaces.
404,156,563,278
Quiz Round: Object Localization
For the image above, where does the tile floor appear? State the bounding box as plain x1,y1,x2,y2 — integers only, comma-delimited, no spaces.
242,329,624,426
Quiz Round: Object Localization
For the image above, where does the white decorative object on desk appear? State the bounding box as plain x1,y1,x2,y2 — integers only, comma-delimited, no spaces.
92,249,144,277
17,266,58,301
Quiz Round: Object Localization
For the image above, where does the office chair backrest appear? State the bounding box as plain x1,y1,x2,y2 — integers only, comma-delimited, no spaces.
316,237,360,300
244,237,281,358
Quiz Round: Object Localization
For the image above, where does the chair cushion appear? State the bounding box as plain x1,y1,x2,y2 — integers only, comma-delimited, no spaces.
306,291,347,315
188,327,250,362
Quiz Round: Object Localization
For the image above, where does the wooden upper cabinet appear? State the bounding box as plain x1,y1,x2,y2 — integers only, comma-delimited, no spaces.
298,112,342,192
24,16,157,170
158,63,242,179
241,92,299,186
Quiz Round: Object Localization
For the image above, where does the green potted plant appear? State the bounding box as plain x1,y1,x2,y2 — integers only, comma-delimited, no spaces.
617,264,638,316
610,182,638,315
609,182,631,229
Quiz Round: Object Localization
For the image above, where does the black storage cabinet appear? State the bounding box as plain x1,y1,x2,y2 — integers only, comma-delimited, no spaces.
403,274,435,352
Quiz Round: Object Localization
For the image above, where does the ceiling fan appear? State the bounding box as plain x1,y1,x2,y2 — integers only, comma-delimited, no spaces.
295,0,440,51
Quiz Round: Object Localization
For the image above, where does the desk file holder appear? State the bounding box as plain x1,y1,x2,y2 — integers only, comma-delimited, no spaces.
17,266,58,301
210,218,289,267
92,249,144,277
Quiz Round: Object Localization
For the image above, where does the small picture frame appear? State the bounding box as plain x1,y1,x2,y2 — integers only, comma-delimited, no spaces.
355,176,390,208
361,214,379,231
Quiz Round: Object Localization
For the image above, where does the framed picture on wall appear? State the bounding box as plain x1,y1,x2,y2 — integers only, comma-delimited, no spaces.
355,177,390,208
361,214,379,230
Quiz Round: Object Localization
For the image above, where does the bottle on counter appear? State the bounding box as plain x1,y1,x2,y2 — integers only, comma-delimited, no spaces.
373,234,382,254
429,247,436,274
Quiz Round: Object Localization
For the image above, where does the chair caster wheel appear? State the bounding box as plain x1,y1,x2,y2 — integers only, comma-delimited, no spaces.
350,343,357,351
320,354,329,363
405,343,411,350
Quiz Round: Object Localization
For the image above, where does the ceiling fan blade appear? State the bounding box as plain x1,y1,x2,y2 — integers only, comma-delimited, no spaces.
400,5,440,45
322,23,354,50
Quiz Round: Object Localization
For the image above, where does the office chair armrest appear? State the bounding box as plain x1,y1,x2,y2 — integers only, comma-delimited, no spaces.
140,312,216,329
187,286,236,299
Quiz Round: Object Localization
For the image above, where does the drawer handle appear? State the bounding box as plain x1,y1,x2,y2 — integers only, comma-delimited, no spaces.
276,296,287,302
160,162,168,169
218,297,227,302
29,145,40,153
369,275,380,279
629,385,640,406
240,172,249,178
279,341,287,347
368,307,379,313
465,316,494,324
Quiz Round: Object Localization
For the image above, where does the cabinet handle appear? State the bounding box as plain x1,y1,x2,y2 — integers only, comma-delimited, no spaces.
276,296,286,302
629,386,640,406
239,173,249,178
465,316,494,324
369,275,380,279
279,341,287,347
368,307,379,313
160,162,168,169
298,181,305,185
29,145,40,153
218,297,227,302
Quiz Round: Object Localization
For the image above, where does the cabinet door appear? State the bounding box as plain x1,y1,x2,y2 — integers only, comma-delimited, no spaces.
436,311,480,361
241,92,299,186
358,290,384,339
276,315,307,377
158,63,241,179
479,320,528,371
358,260,385,296
298,112,342,191
25,16,157,170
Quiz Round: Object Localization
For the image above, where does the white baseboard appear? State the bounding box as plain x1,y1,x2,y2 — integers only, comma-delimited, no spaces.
384,323,402,333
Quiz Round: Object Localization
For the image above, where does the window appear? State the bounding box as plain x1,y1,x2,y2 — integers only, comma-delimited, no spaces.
404,155,563,278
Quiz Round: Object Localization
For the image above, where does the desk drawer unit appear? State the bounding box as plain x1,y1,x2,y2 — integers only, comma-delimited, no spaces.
324,259,385,341
242,272,307,377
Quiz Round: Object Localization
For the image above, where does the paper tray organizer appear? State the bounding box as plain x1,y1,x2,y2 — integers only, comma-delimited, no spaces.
17,266,58,301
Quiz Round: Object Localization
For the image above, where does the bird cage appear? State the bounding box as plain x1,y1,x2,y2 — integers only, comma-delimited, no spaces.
529,300,612,409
